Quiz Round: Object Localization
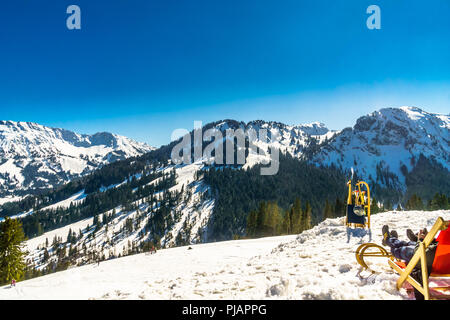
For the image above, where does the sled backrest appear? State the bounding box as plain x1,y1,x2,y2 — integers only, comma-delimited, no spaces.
346,204,366,226
431,223,450,275
345,180,371,229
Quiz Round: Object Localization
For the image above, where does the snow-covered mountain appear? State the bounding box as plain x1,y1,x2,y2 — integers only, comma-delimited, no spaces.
311,107,449,190
201,107,448,192
192,119,337,167
5,209,449,300
0,121,154,197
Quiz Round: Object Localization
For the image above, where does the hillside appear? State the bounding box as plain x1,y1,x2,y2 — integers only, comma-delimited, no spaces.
2,210,449,300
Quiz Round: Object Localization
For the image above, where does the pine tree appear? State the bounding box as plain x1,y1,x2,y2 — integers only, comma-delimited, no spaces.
265,202,281,236
67,229,72,243
323,200,333,220
428,193,449,210
405,194,423,210
281,208,292,235
370,197,380,214
246,210,258,237
291,198,303,234
43,248,50,262
0,217,27,284
384,199,393,211
302,202,312,231
255,202,267,237
334,198,345,217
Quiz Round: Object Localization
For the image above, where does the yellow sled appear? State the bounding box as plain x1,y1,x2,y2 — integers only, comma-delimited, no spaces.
346,180,371,242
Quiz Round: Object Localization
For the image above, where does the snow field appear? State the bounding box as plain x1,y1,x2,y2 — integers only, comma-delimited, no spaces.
2,209,449,300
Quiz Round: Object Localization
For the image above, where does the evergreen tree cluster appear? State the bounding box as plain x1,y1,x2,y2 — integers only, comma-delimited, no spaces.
203,153,348,241
405,193,449,211
18,169,176,239
0,144,175,218
404,154,450,202
246,198,313,238
22,181,183,282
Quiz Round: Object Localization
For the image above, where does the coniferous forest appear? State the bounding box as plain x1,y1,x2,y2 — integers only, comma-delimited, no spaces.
203,153,348,241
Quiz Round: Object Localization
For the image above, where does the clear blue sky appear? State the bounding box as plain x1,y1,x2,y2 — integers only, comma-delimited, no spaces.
0,0,449,147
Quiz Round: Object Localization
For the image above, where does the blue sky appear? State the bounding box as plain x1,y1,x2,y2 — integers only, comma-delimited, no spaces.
0,0,449,147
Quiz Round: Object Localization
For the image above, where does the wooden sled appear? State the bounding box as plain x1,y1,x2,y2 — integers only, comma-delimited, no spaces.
346,180,372,242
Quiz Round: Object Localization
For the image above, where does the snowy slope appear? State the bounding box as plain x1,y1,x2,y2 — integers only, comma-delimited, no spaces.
2,209,449,300
0,121,154,197
161,161,215,247
21,161,215,270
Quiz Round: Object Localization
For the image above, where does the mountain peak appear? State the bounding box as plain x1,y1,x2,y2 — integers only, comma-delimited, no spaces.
297,122,329,136
0,121,154,197
313,106,449,190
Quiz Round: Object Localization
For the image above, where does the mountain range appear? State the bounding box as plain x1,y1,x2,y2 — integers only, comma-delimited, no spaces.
0,120,154,200
0,106,448,276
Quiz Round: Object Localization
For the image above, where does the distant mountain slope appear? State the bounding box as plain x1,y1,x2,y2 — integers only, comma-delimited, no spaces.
311,107,449,192
0,121,154,197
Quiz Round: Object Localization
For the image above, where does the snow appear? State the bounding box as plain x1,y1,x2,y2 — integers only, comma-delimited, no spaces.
141,161,216,246
399,106,426,121
0,120,154,195
2,209,449,300
0,190,87,223
26,217,94,256
0,195,24,206
41,190,87,211
0,159,25,184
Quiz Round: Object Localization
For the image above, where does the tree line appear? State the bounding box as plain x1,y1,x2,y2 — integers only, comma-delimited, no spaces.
246,198,312,238
404,193,449,211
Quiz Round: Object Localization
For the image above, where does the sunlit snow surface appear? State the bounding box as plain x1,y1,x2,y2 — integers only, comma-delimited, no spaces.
1,210,449,300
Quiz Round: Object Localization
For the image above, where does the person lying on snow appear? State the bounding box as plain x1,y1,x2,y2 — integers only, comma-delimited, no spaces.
381,225,437,300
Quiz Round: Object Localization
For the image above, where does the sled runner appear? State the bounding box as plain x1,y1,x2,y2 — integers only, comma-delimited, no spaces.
356,217,450,300
355,242,391,273
345,180,371,242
